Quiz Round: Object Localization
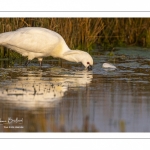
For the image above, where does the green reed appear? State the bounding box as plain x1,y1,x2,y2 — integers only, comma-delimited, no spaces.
0,18,150,59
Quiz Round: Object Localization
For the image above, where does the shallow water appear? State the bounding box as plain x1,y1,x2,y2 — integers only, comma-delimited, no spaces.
1,47,150,132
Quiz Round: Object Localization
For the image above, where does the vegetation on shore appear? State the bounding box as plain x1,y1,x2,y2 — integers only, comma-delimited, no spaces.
0,18,150,58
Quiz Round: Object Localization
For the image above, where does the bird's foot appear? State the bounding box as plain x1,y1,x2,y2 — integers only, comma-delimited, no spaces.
39,61,42,67
25,60,31,66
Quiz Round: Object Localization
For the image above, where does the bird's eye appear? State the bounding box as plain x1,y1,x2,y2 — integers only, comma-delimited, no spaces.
87,62,90,64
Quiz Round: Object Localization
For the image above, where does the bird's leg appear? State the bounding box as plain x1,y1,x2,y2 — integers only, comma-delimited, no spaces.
25,60,31,66
39,61,42,67
38,58,43,67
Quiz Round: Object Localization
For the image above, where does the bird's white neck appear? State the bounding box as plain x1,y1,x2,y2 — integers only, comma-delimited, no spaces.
61,50,83,63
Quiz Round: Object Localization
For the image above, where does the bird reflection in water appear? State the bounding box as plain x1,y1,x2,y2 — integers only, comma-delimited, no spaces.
0,68,93,108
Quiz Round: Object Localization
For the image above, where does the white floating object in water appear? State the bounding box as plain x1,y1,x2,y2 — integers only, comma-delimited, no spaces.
102,63,117,69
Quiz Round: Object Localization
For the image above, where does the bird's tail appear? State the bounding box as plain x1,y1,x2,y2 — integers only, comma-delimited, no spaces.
0,32,13,44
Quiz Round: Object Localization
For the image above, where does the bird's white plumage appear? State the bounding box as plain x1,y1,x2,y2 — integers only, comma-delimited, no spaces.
0,27,93,69
0,27,68,59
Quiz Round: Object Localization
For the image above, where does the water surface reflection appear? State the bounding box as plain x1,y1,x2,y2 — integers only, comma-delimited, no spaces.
1,48,150,132
0,67,93,108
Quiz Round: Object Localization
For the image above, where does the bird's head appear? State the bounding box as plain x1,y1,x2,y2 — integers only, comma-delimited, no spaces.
63,50,93,70
81,52,93,71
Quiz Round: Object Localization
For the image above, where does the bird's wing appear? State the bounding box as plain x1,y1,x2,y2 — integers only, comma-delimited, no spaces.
0,27,61,54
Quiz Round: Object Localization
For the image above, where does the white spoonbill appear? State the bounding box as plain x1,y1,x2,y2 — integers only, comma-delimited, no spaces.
0,27,93,70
